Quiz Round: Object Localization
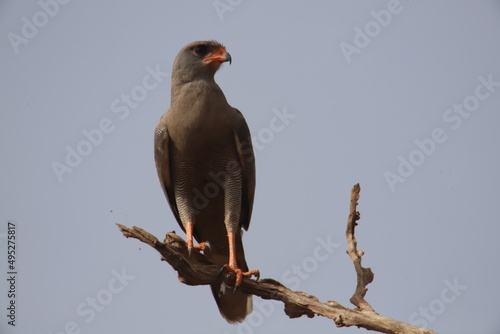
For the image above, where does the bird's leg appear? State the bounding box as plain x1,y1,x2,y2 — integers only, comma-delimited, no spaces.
225,230,260,287
185,222,210,258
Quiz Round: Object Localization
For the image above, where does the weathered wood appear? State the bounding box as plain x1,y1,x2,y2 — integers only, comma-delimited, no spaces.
116,184,436,334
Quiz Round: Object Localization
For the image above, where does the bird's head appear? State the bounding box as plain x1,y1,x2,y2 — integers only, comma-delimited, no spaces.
172,40,231,83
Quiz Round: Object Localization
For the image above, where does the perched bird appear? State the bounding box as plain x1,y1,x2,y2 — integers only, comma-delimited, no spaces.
154,40,259,323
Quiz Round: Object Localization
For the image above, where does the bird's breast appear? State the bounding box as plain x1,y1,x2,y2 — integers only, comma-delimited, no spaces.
168,110,234,159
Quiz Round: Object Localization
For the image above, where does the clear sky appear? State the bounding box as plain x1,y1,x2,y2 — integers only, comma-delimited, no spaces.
1,1,499,333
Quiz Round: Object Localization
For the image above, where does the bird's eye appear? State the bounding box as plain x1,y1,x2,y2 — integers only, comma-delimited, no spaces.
192,45,207,56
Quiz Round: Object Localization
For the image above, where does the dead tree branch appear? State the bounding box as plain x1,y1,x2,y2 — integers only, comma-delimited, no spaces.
116,183,436,334
346,183,375,312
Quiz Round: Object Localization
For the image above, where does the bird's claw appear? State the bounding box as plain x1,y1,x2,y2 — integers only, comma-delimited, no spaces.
219,264,260,292
188,241,211,259
203,241,211,255
218,265,227,277
246,269,260,283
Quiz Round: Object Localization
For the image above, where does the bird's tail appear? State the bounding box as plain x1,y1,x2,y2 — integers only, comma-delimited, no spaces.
210,282,252,323
209,249,253,323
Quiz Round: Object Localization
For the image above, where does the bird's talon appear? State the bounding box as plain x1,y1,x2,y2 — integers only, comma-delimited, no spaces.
204,241,211,255
218,265,228,278
188,241,210,259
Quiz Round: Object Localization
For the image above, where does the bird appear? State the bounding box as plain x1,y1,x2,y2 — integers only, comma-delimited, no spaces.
154,40,259,323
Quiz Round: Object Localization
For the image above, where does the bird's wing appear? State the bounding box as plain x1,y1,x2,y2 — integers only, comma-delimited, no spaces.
233,108,256,231
154,114,184,232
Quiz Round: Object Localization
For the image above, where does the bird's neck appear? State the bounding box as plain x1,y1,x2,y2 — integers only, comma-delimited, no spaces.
170,78,227,110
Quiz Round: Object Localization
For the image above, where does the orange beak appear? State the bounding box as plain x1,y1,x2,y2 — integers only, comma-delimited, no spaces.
203,47,232,64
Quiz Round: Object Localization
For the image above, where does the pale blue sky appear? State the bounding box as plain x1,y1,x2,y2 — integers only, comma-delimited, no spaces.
1,1,500,333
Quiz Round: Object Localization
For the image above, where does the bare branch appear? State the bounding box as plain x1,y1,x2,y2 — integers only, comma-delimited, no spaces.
345,183,376,312
116,184,436,334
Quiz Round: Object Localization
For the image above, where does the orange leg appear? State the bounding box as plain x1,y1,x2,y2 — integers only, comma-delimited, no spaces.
226,231,259,286
185,222,210,258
